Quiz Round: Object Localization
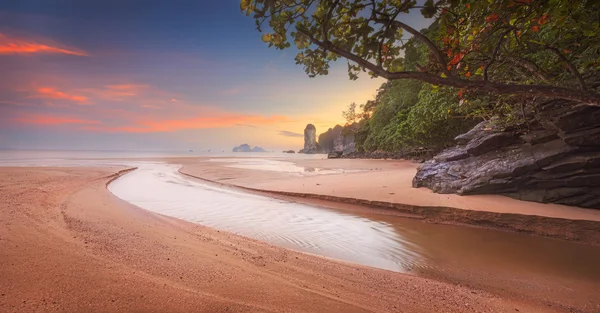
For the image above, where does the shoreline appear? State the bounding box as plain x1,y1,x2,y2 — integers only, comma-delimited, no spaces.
0,165,550,312
2,164,599,312
178,159,600,245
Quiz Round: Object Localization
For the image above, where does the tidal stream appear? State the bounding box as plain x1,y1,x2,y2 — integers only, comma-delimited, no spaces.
108,163,600,306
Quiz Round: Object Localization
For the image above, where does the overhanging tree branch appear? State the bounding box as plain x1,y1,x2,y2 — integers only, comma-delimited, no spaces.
296,27,600,106
372,18,452,78
545,46,587,91
484,29,512,81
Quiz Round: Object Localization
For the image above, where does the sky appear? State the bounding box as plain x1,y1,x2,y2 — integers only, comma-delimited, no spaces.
0,0,431,151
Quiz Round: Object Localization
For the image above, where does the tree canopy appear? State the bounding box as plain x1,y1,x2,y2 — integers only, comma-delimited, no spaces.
242,0,600,105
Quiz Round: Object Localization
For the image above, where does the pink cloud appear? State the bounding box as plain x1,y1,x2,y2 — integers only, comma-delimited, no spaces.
83,114,289,133
32,87,89,105
0,33,88,56
14,114,100,125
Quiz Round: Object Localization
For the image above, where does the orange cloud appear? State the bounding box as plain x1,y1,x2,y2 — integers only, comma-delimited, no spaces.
14,114,100,125
0,33,87,56
34,87,89,104
83,115,289,133
79,84,149,101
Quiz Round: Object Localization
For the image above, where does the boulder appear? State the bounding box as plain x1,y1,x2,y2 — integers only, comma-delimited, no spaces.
327,151,343,159
413,100,600,209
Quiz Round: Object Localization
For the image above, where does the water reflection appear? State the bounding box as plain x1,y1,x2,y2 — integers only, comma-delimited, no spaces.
109,163,423,272
208,158,351,175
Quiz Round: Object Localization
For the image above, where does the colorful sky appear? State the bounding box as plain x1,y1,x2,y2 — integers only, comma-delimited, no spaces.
0,0,431,151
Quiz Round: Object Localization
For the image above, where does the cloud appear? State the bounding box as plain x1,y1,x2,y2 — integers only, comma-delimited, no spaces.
0,33,87,56
278,130,303,138
84,115,289,133
32,87,89,104
10,81,292,134
14,114,100,125
79,84,149,101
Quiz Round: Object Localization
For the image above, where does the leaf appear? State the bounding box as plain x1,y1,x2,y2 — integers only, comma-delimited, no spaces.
261,34,272,42
420,0,436,18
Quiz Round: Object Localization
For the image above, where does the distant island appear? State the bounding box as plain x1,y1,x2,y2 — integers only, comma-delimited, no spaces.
232,144,267,152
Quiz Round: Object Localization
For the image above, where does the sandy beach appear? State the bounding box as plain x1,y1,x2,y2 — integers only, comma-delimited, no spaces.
180,157,600,244
1,159,599,312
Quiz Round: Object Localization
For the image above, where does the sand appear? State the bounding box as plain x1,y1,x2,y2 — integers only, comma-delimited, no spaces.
179,157,600,244
0,167,556,312
0,163,594,312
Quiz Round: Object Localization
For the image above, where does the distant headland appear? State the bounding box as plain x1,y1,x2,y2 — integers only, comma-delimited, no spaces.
232,144,266,153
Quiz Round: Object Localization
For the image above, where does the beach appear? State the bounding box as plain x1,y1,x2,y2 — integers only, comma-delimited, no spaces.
1,157,599,312
180,157,600,243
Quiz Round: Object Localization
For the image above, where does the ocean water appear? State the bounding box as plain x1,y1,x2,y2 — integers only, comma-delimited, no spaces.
0,149,323,167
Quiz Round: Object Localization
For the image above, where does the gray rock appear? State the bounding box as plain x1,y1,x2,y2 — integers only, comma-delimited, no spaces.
454,120,491,145
327,151,343,159
520,129,559,145
434,146,469,162
413,100,600,209
465,132,517,156
563,127,600,146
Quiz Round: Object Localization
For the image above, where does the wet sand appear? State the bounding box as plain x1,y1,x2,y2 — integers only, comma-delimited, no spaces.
0,165,581,312
179,157,600,244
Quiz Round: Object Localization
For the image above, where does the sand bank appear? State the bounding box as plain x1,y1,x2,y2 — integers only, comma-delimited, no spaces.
179,157,600,244
0,166,568,312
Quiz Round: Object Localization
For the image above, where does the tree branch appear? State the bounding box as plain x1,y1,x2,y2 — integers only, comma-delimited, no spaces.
545,46,587,91
484,29,511,81
373,18,452,77
296,27,600,106
321,0,340,40
507,56,553,83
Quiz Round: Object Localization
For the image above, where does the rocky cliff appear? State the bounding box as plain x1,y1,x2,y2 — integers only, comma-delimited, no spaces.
413,100,600,209
319,124,357,158
299,124,319,154
319,125,342,153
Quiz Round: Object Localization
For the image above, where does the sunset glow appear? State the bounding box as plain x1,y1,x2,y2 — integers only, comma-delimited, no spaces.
0,33,88,56
0,1,409,150
34,87,89,104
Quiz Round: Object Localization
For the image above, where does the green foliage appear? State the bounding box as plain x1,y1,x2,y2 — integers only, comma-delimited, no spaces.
243,0,600,154
355,82,477,152
243,0,600,104
438,0,600,88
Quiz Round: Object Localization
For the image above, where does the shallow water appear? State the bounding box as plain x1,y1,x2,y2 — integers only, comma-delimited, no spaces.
209,158,346,175
109,163,422,271
108,163,600,293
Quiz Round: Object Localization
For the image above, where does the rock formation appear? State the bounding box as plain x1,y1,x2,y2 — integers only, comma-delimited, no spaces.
232,144,267,152
319,124,357,158
299,124,319,154
413,100,600,209
319,125,343,153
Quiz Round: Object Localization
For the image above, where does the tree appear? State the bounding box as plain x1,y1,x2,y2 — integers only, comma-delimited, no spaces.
241,0,600,105
342,102,358,124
